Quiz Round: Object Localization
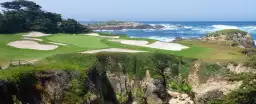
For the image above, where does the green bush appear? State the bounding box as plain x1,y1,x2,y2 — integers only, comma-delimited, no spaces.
245,55,256,69
198,62,228,83
167,80,192,93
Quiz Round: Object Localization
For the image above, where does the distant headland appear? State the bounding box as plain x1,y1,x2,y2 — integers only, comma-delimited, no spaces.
86,21,184,30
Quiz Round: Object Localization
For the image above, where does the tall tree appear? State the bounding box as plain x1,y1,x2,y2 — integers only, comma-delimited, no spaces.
0,0,90,33
60,19,88,33
1,0,41,11
0,13,4,32
2,10,27,33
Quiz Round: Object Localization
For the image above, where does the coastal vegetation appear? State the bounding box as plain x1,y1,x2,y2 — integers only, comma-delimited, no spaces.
204,29,255,48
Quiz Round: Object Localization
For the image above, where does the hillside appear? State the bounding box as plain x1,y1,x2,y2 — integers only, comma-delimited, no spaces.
203,29,255,48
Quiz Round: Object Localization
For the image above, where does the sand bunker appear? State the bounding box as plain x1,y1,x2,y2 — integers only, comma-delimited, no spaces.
110,39,149,45
80,48,146,53
85,33,120,38
23,37,43,41
8,40,58,50
110,39,189,51
148,41,189,51
23,32,51,37
48,42,67,46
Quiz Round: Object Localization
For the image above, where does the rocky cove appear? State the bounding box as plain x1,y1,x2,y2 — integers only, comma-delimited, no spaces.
0,53,251,104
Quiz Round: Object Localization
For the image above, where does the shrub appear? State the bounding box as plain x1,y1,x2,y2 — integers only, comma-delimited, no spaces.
245,55,256,69
198,62,228,83
231,42,239,47
167,80,192,93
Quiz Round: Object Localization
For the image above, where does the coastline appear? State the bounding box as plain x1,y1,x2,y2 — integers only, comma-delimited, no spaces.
85,21,256,42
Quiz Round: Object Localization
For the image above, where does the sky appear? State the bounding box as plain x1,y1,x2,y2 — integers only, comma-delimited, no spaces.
0,0,255,21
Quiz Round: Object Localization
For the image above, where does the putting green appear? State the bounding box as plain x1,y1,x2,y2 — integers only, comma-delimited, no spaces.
46,35,109,49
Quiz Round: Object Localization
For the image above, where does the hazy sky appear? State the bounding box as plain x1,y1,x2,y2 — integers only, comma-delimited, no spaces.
0,0,255,21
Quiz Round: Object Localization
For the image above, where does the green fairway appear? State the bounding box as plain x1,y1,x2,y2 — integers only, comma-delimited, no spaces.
0,33,247,67
177,40,245,62
0,34,110,66
46,35,109,49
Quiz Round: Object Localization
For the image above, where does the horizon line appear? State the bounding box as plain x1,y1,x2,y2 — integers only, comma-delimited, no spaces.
78,20,256,22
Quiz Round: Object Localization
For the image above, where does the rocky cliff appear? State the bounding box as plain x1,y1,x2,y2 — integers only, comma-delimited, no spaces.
0,53,251,104
202,29,255,48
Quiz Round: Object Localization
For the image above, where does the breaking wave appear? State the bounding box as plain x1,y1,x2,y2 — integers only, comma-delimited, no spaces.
94,23,256,41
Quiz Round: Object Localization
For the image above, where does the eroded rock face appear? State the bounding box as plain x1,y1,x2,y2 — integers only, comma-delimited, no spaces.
0,60,247,104
227,63,256,74
195,90,224,104
192,78,242,104
36,70,71,104
106,70,165,104
202,29,255,48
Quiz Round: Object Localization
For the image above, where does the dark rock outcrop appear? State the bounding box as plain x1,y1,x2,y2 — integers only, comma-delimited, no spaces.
203,29,255,48
88,21,165,30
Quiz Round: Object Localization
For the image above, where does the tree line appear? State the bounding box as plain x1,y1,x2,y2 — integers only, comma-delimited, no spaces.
0,0,91,34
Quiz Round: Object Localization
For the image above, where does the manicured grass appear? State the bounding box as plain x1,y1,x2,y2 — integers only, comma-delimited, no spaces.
46,34,109,49
177,40,245,62
102,39,245,62
0,33,247,67
0,33,109,67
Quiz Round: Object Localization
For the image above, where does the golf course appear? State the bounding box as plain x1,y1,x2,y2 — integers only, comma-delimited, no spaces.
1,0,256,104
0,31,246,68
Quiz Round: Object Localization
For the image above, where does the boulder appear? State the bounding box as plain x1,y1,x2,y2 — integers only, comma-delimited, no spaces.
203,29,255,48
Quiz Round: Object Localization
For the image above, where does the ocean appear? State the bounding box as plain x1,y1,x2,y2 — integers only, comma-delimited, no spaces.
84,21,256,42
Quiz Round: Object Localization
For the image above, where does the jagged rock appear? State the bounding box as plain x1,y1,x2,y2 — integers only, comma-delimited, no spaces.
193,79,243,104
155,25,165,29
173,37,183,42
36,70,71,103
167,90,180,98
106,70,164,104
194,90,224,104
202,29,255,48
227,63,256,74
167,90,194,104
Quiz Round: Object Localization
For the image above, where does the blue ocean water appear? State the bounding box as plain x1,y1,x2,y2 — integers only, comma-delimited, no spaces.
89,21,256,42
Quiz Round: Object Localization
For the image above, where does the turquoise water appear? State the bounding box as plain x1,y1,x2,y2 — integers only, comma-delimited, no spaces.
84,21,256,42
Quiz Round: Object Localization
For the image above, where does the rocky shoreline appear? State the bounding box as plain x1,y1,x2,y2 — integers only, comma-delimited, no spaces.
87,21,176,30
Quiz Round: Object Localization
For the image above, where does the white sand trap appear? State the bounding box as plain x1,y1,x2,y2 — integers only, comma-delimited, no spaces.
148,41,189,51
8,40,58,50
23,37,43,41
110,39,189,51
48,42,67,46
85,33,120,38
110,39,149,45
80,48,147,54
23,32,51,37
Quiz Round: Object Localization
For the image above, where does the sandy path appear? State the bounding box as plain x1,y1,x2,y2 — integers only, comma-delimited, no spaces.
23,32,51,37
110,39,189,51
85,33,120,38
80,48,147,53
8,40,58,50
